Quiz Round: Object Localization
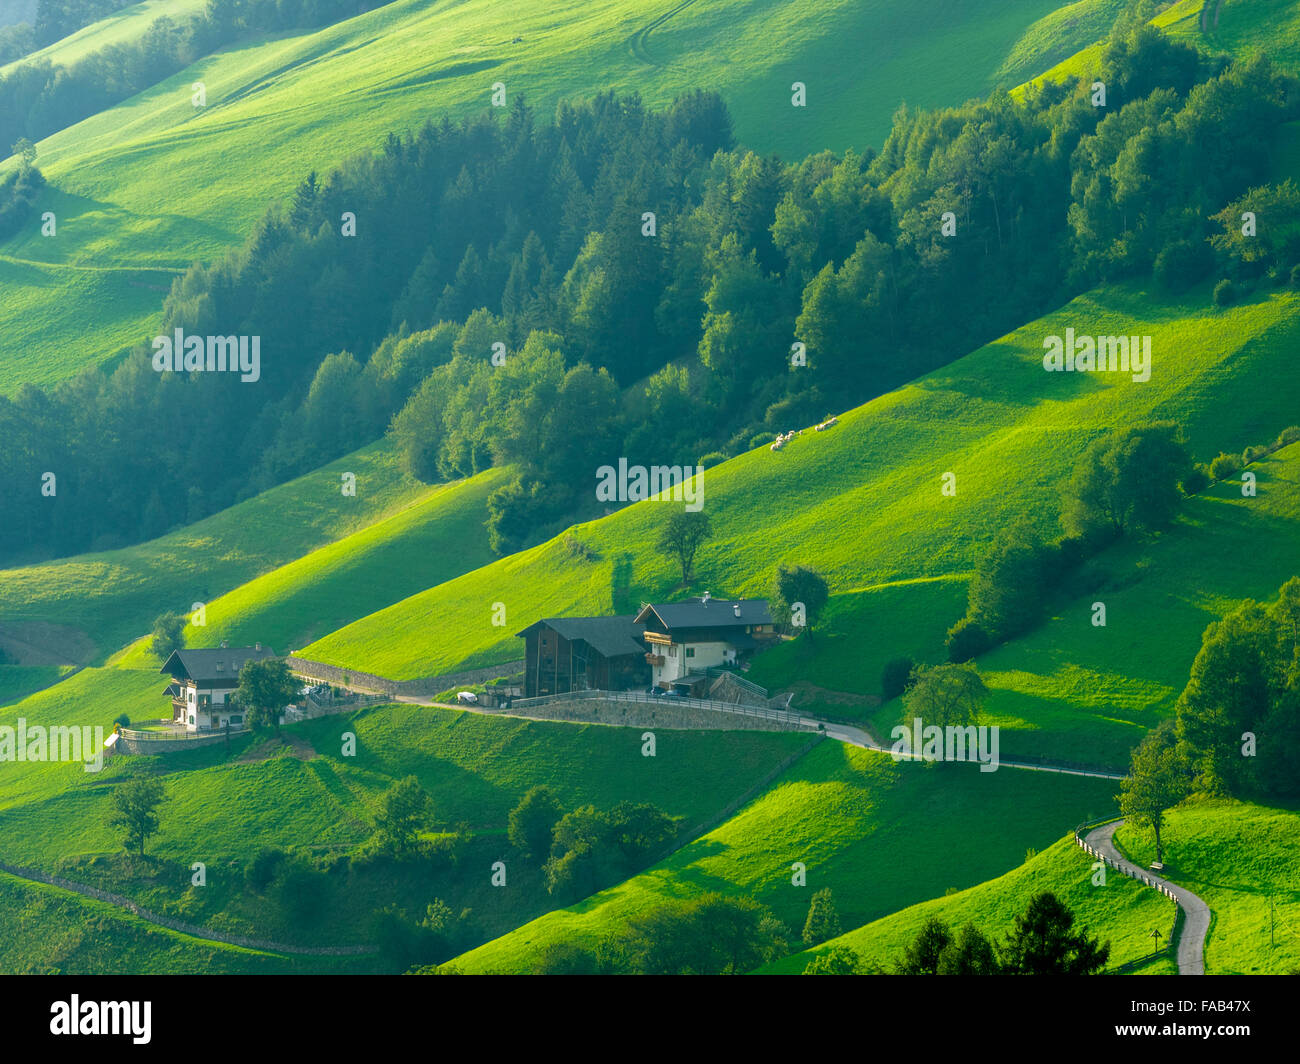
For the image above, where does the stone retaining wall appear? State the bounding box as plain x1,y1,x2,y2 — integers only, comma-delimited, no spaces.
479,697,815,732
115,732,232,756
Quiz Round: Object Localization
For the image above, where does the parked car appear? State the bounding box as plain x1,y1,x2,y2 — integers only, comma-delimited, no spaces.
456,691,479,705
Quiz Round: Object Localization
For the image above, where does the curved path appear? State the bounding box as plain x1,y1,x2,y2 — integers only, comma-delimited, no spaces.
0,862,372,957
626,0,701,65
1084,819,1209,975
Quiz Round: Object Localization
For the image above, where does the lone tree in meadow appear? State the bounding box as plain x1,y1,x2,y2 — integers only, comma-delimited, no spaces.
11,137,36,170
1000,891,1109,975
236,658,298,737
802,887,842,946
903,662,988,729
150,611,186,661
1174,577,1300,799
656,509,712,584
1061,422,1191,541
896,915,952,974
109,778,166,857
937,923,1001,975
508,785,563,861
771,564,830,642
1118,719,1188,865
375,775,434,856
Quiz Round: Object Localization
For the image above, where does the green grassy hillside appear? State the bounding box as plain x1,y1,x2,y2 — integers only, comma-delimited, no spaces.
302,284,1300,690
0,665,71,708
0,664,812,960
1115,798,1300,974
450,742,1119,973
0,0,1095,388
0,439,491,665
112,465,507,668
764,833,1175,974
0,0,208,77
1021,0,1300,92
763,443,1300,767
0,872,356,974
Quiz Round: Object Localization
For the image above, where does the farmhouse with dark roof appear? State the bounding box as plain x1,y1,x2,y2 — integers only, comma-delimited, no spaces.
516,595,776,698
159,643,276,731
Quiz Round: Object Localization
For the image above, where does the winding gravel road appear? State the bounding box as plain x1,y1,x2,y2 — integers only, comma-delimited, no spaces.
1085,819,1210,975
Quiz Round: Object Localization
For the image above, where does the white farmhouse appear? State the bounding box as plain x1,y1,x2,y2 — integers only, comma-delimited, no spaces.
634,595,776,692
159,644,276,731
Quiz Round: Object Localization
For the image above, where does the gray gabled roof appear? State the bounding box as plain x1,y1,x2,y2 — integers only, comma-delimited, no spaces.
159,646,276,684
515,616,646,658
634,597,771,631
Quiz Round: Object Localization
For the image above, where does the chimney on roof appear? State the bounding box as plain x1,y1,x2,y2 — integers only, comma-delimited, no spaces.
255,642,262,651
733,603,741,617
220,639,228,649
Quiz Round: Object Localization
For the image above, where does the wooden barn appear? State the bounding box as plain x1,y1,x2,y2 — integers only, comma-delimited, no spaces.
516,616,650,698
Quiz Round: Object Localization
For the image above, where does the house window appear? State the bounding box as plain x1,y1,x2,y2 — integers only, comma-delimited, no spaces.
230,716,243,725
188,715,195,725
685,647,695,658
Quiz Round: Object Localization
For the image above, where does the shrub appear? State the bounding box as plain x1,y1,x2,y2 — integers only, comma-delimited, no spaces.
880,657,916,701
1276,425,1300,448
532,942,602,975
1213,279,1236,306
697,451,729,470
1243,445,1265,464
748,432,775,449
508,786,562,861
1208,452,1242,480
246,847,287,893
1291,264,1300,289
804,945,864,975
764,387,825,431
1180,464,1211,495
1054,535,1089,571
271,860,329,924
562,533,599,561
113,713,131,729
945,617,991,663
1153,239,1213,292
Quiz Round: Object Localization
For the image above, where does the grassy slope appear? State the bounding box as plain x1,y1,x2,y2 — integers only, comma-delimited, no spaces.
763,443,1300,767
1021,0,1300,92
0,664,811,960
112,465,507,668
0,701,809,866
0,664,71,707
0,0,208,77
0,439,488,664
994,0,1130,85
744,576,968,720
0,0,1086,389
764,834,1174,973
0,872,352,975
1115,798,1300,974
451,742,1119,973
303,284,1300,687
